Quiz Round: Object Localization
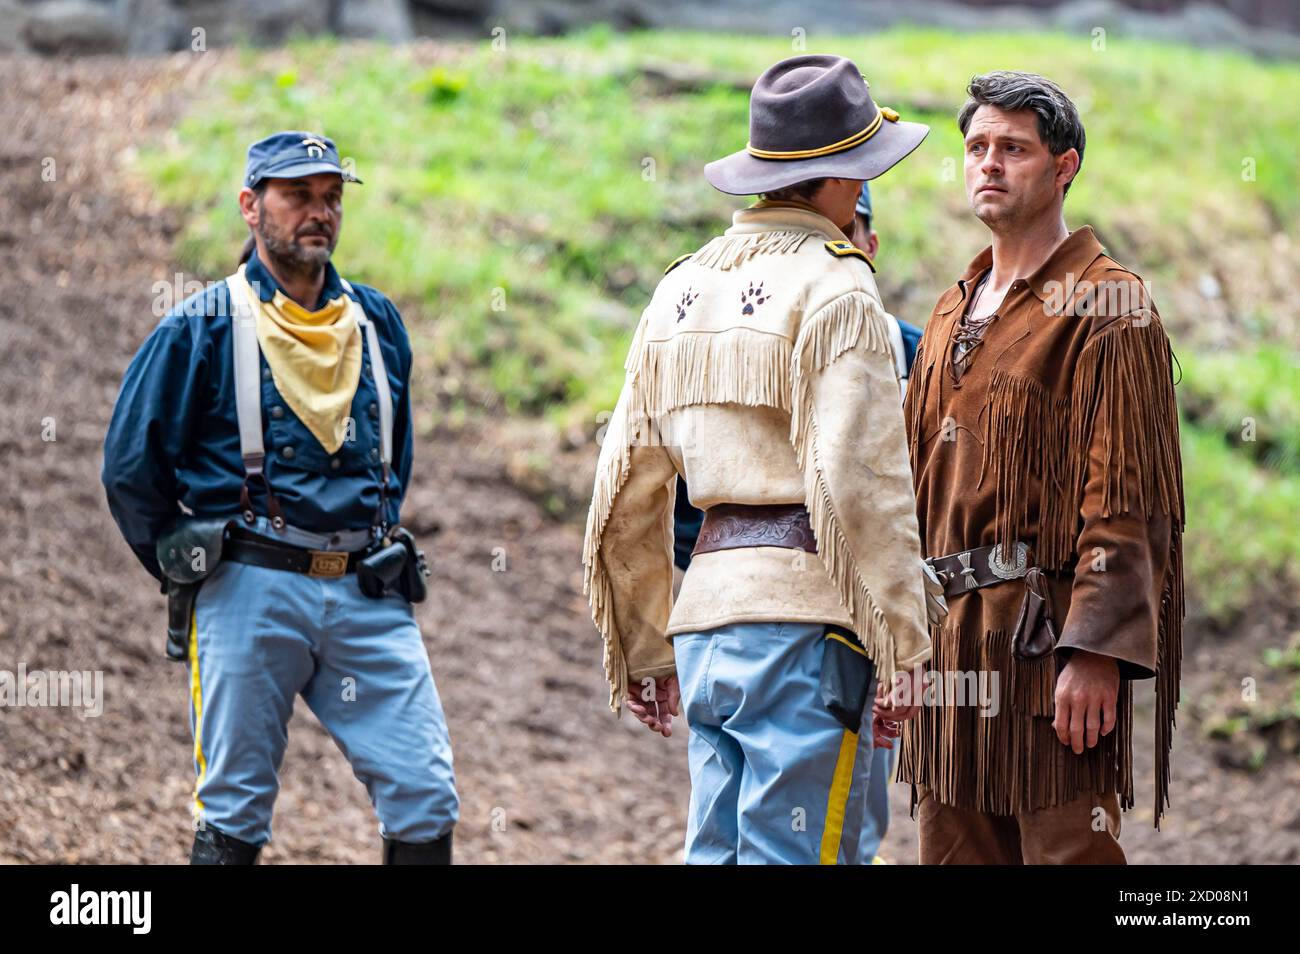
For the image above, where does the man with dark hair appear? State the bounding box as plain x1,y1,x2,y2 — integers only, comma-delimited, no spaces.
103,132,458,864
897,72,1184,863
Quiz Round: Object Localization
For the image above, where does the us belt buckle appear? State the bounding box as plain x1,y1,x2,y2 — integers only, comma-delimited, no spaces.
308,550,348,578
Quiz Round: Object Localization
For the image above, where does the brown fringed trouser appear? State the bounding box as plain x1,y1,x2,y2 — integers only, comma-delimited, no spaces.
916,786,1125,865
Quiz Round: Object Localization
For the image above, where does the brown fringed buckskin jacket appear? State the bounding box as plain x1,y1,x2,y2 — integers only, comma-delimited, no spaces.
583,202,933,713
897,226,1185,827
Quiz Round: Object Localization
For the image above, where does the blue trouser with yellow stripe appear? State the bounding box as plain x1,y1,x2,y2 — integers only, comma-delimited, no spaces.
674,621,876,864
186,554,459,847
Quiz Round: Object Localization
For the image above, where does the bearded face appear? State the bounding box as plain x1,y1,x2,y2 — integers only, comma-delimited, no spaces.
244,173,343,279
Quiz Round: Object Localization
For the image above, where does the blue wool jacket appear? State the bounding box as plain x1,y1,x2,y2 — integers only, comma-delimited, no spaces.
102,250,414,581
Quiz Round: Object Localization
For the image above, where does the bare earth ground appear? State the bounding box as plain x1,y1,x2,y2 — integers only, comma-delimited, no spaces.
0,53,1296,865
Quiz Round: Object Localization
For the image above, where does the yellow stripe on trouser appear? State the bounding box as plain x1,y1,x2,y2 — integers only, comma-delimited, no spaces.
188,608,207,815
819,729,860,865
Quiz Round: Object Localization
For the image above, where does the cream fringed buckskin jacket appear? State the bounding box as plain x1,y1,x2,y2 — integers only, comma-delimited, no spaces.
583,202,932,711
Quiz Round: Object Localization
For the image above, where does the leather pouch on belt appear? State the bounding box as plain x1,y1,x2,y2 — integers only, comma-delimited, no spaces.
1012,566,1059,660
820,626,876,732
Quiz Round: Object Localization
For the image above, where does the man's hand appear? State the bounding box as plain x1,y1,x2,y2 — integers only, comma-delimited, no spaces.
1052,650,1119,754
872,669,925,748
626,675,681,738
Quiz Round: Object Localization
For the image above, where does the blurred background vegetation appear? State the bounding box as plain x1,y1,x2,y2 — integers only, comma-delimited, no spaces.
136,26,1299,631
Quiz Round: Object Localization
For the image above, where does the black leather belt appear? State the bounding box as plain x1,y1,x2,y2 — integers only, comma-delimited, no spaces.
224,531,373,578
925,541,1031,599
692,503,818,556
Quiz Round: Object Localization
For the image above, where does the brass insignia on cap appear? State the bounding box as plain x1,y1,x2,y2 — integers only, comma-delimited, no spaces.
301,137,329,158
663,252,692,275
824,240,876,272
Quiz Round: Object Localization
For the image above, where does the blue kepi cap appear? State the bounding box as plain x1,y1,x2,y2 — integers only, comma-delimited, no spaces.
244,131,362,188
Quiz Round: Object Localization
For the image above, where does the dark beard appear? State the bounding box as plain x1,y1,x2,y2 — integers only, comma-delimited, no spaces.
257,219,335,280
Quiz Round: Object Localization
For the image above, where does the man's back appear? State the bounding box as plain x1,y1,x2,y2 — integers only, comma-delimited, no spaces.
584,199,931,708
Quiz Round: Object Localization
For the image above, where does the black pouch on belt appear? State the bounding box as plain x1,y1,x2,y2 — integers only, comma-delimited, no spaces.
391,526,430,604
357,539,408,598
819,625,876,733
357,526,430,603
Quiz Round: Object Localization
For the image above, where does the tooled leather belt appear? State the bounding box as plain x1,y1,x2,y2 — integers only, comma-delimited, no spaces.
691,503,818,556
925,541,1032,599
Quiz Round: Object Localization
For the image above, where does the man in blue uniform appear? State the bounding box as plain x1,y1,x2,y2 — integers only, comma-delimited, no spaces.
102,132,459,865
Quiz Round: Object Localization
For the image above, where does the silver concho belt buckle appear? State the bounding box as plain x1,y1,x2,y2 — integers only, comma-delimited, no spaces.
988,542,1029,580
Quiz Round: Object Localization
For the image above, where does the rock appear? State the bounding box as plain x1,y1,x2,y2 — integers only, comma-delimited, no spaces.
338,0,415,43
0,1,31,54
22,0,128,56
122,0,188,55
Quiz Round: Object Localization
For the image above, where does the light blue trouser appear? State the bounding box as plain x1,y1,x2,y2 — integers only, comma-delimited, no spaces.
856,736,894,862
186,556,459,847
674,621,876,864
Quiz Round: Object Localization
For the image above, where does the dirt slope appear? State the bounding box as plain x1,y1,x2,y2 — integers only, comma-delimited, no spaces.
0,52,1294,865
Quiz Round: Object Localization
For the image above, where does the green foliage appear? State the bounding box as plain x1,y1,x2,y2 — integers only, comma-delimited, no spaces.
1181,417,1300,620
135,28,1300,621
1179,346,1300,473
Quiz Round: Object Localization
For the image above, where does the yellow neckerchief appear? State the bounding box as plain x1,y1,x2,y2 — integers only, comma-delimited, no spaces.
232,265,361,455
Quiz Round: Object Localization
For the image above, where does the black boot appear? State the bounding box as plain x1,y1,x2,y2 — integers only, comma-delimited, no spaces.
382,831,452,865
190,825,262,865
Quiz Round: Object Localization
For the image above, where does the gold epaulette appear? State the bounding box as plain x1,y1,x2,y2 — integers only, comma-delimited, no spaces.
824,240,875,272
663,253,692,275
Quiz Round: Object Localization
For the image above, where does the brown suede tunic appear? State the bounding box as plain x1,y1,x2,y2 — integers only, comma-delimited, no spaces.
897,226,1185,826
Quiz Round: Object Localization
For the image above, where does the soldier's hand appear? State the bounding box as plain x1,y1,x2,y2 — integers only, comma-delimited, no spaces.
871,713,902,749
873,672,921,747
626,675,681,738
1053,650,1119,754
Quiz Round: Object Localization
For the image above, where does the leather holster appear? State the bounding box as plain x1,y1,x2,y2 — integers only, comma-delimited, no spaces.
156,517,236,662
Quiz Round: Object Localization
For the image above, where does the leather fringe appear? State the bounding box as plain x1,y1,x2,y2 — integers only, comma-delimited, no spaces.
1155,528,1184,828
1071,318,1185,828
898,623,1135,816
585,313,810,712
790,291,899,684
981,369,1074,570
904,316,1181,822
691,230,815,270
634,330,792,419
582,391,638,713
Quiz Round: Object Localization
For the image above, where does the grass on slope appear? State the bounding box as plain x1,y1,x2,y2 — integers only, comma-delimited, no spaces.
136,27,1300,622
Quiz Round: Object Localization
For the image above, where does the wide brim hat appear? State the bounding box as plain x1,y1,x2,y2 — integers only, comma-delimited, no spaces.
705,55,929,195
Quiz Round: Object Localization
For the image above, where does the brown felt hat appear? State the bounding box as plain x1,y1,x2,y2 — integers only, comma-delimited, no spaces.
704,54,929,196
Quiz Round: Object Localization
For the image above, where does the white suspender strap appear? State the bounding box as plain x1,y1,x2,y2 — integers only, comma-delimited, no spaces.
341,279,393,471
227,269,264,465
226,267,285,528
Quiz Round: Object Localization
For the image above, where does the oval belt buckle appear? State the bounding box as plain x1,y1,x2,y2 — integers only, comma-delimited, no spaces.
988,541,1029,580
308,550,349,578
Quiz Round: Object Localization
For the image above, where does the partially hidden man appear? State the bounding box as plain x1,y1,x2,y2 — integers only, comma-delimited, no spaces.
897,73,1185,864
102,132,458,864
583,56,946,864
